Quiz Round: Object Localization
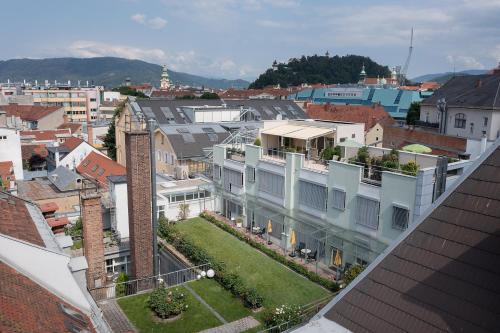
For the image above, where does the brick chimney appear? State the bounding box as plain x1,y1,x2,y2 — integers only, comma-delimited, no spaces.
125,131,153,280
81,192,105,289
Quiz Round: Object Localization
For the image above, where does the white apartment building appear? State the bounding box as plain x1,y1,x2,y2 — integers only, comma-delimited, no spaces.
212,120,472,271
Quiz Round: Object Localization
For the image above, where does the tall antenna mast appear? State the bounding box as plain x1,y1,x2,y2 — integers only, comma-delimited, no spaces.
400,27,414,85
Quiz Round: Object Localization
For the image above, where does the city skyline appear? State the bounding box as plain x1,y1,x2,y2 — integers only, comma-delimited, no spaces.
1,1,500,80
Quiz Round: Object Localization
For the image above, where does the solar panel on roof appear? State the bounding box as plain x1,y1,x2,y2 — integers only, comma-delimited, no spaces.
262,106,273,116
181,133,195,143
160,107,175,122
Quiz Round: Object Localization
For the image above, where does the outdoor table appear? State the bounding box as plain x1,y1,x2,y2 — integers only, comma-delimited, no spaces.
252,226,261,234
301,249,311,255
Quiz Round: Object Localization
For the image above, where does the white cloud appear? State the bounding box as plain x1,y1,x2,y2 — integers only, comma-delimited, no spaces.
130,13,167,29
66,40,255,78
69,40,167,62
131,13,145,24
446,55,485,70
256,19,291,29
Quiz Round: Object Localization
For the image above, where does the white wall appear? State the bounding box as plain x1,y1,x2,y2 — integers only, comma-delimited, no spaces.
59,141,105,170
110,182,129,239
335,123,365,145
103,91,121,102
0,128,23,180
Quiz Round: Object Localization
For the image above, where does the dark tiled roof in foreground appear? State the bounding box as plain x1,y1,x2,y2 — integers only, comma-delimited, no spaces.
322,140,500,333
0,261,95,333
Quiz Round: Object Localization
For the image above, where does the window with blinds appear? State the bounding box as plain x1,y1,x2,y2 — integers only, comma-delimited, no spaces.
331,188,346,210
257,169,284,198
223,167,243,191
298,180,327,211
392,206,409,230
213,164,221,180
246,166,255,183
355,196,380,230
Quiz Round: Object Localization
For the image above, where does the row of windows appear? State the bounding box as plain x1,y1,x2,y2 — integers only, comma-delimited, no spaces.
160,190,212,206
454,113,488,131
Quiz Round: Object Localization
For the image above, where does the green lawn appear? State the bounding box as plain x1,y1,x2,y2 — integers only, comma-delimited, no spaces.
174,217,330,307
188,278,252,322
117,286,221,333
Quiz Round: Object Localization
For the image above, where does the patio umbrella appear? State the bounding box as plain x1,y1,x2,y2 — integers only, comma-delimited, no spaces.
333,249,342,267
267,219,273,233
290,229,297,256
402,143,432,154
267,219,273,244
290,230,296,247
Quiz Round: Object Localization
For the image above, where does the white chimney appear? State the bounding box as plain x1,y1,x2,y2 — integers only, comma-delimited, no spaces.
35,80,38,86
480,132,487,154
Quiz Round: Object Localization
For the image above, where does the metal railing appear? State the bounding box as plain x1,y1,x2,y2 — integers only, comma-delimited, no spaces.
257,295,334,333
89,263,210,301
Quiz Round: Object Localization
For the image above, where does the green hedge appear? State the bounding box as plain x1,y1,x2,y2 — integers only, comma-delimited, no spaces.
158,220,263,309
199,212,339,293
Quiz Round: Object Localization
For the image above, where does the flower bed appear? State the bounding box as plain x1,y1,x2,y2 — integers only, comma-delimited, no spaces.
158,220,264,309
148,287,187,320
199,212,339,293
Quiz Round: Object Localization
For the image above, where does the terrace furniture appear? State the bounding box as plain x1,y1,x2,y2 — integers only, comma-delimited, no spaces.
296,242,306,257
301,248,311,256
307,250,318,262
252,226,261,234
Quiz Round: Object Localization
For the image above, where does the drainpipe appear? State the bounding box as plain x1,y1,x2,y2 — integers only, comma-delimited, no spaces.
149,118,159,277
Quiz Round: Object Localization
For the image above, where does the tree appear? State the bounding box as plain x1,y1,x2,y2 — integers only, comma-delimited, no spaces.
253,138,261,146
103,102,125,160
343,264,365,285
249,54,391,89
200,92,220,99
65,217,83,238
406,102,421,126
112,86,147,98
177,203,190,221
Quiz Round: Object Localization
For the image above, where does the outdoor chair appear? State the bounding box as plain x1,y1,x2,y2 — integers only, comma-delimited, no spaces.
257,227,266,237
307,250,318,261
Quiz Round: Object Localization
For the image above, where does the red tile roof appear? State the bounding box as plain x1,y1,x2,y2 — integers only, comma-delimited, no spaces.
0,192,44,247
21,144,49,161
20,129,71,141
58,122,83,134
62,136,84,151
0,261,96,333
39,202,59,213
46,217,69,228
76,151,126,187
307,104,395,130
0,103,63,121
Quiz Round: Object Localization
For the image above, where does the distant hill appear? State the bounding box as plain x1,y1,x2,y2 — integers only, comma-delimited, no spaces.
410,69,488,84
0,57,250,89
249,54,390,89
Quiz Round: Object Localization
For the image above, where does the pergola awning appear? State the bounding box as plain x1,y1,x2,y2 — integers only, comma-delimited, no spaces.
261,125,334,140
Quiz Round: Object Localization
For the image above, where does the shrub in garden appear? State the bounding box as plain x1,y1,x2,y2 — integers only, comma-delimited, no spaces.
263,304,303,329
148,287,188,319
158,220,264,309
199,212,339,293
115,272,129,297
343,264,365,286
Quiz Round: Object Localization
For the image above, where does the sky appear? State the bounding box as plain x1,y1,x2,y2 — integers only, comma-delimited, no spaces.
1,0,500,81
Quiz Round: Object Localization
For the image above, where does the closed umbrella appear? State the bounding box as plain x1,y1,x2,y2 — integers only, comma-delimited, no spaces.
333,249,342,267
290,230,296,256
267,220,273,245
